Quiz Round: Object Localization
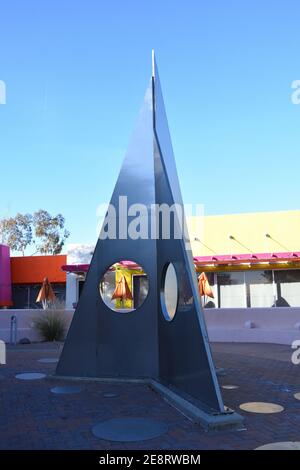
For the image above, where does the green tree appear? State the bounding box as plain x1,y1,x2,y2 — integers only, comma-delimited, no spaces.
33,210,70,255
0,213,33,255
0,210,70,255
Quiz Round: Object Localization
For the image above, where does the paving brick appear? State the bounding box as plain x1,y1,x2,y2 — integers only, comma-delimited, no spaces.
0,342,299,449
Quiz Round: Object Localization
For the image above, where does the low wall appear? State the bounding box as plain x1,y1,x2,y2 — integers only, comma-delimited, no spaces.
1,307,300,345
204,307,300,345
0,309,74,343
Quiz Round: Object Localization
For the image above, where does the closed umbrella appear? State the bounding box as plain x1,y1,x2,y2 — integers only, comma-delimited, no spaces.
36,277,56,310
111,274,133,308
198,272,214,307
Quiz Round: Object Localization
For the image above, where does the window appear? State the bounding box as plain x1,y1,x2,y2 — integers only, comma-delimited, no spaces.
132,275,148,309
217,272,246,308
274,270,300,307
245,270,274,308
203,272,216,308
12,283,65,309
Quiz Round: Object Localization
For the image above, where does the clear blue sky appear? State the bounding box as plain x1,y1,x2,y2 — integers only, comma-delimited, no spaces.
0,0,299,247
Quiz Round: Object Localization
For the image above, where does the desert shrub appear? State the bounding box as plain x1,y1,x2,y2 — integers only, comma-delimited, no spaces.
49,298,66,310
32,310,67,342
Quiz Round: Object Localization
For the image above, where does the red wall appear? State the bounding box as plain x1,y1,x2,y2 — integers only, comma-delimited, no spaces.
11,255,67,284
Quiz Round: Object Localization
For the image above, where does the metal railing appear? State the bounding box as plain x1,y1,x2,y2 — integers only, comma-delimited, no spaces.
10,315,18,345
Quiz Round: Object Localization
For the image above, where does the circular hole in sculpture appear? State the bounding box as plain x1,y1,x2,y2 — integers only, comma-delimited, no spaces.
99,260,149,313
161,263,178,321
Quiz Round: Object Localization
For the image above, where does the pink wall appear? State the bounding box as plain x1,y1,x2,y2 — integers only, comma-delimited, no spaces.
0,245,12,307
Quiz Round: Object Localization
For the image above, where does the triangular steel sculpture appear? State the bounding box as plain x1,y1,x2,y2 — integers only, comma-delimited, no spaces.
57,53,229,416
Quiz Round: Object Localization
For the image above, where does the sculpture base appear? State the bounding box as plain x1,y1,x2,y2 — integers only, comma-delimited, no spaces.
52,374,244,431
150,380,244,431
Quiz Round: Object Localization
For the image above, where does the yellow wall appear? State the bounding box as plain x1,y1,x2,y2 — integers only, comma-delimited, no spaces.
111,210,300,292
187,210,300,257
114,266,142,309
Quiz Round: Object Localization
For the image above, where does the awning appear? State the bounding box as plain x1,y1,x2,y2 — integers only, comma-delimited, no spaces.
61,260,142,274
61,264,90,273
62,252,300,275
193,251,300,267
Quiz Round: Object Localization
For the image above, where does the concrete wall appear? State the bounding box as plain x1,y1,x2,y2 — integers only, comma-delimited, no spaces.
0,309,74,343
1,307,300,345
204,307,300,344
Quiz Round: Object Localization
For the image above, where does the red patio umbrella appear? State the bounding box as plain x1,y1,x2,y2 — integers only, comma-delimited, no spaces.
36,277,56,310
111,274,133,308
198,272,214,298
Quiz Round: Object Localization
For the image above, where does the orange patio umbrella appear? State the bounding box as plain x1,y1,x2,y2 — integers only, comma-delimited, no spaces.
111,274,133,307
198,272,214,298
36,277,56,309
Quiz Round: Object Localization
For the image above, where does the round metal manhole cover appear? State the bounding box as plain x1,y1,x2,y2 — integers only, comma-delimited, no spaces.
240,402,284,414
256,442,300,450
294,392,300,400
222,385,239,390
215,368,226,376
51,386,83,394
15,372,46,381
38,358,59,364
103,392,119,398
92,418,168,442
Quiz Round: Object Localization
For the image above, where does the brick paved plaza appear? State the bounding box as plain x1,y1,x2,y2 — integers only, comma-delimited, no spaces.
0,342,299,450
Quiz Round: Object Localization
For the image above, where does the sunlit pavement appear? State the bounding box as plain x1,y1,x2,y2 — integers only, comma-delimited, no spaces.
0,342,299,450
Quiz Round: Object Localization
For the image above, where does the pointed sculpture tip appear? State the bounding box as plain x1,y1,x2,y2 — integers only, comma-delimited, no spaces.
152,49,155,78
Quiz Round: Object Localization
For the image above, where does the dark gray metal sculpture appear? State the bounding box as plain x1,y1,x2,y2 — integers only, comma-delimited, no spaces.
56,53,242,424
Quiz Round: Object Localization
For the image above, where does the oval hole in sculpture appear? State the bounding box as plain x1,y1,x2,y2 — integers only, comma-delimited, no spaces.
161,263,178,321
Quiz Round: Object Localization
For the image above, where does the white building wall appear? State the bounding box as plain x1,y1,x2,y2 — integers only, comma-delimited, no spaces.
65,273,78,309
65,243,95,307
